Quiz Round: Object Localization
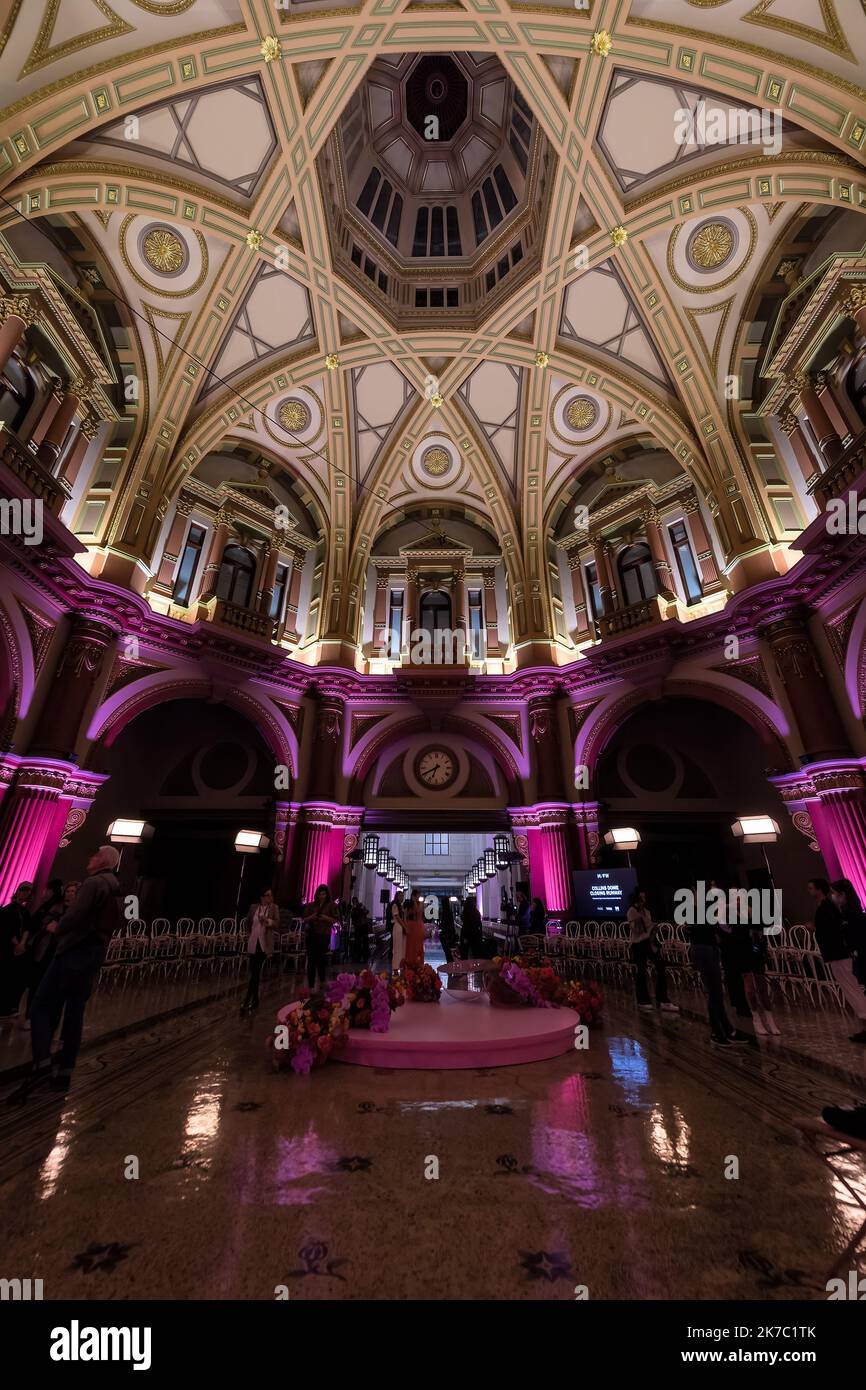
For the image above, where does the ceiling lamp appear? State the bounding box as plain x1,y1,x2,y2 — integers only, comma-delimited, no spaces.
377,847,390,876
494,833,510,869
483,848,497,878
363,833,379,868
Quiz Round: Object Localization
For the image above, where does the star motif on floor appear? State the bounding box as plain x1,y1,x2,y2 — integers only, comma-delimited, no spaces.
335,1155,372,1172
71,1242,135,1274
518,1250,573,1282
234,1101,262,1112
485,1103,513,1115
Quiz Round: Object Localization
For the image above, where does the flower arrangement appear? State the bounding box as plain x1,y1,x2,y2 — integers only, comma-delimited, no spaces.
325,970,405,1032
268,991,350,1074
489,959,554,1008
400,962,442,1002
565,980,605,1028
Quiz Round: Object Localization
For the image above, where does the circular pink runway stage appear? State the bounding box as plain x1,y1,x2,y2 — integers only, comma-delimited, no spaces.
337,993,581,1070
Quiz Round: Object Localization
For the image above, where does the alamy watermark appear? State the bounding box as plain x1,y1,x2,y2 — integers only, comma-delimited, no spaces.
0,497,43,546
674,880,782,934
673,99,782,158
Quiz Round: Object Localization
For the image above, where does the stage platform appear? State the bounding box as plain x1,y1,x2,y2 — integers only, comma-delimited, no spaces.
336,992,581,1070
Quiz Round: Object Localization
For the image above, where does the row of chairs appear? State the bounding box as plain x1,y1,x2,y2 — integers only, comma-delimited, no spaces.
97,917,310,985
512,921,847,1012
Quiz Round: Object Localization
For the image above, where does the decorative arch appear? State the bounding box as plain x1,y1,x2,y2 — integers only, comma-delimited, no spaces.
85,671,298,775
575,676,793,783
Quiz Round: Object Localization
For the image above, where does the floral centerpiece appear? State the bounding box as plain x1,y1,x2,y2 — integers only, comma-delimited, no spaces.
488,959,554,1008
565,979,604,1028
268,990,350,1074
400,962,442,1002
325,970,405,1032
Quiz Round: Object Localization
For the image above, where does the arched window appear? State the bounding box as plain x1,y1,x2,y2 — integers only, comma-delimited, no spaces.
216,545,256,608
0,356,35,432
419,589,452,635
618,543,657,607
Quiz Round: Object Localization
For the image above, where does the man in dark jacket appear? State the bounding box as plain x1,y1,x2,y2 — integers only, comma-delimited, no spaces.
808,877,866,1042
11,847,121,1101
0,882,33,1018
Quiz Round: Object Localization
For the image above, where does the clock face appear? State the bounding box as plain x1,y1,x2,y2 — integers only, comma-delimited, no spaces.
416,748,457,789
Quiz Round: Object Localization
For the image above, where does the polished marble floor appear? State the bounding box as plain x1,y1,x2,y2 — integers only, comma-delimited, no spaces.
2,970,866,1302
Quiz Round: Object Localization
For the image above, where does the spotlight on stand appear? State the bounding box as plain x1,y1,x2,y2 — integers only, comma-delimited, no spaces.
732,816,781,922
107,817,153,876
362,833,379,868
233,829,270,919
604,826,640,868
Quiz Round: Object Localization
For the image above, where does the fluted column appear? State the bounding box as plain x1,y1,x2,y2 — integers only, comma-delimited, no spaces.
0,296,35,375
36,380,85,467
371,571,389,656
283,549,305,640
0,761,73,903
31,617,115,760
483,571,503,654
641,508,676,600
760,611,849,761
405,568,419,646
60,414,98,492
198,504,232,602
154,496,194,592
299,808,335,905
539,810,572,914
796,374,844,465
810,767,866,907
566,548,590,640
590,535,615,614
814,371,853,446
779,409,820,487
681,496,724,593
257,536,281,616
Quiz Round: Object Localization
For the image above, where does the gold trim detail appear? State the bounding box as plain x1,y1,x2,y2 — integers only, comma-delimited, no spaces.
119,214,209,298
689,221,735,270
142,227,185,274
279,399,311,433
742,0,855,64
667,209,758,295
684,296,735,377
421,446,451,477
20,0,134,79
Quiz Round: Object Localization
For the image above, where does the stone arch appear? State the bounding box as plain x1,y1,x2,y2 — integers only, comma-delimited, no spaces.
575,676,793,785
85,671,297,776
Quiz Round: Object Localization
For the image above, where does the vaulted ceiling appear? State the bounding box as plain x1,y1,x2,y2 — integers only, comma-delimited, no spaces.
1,0,865,612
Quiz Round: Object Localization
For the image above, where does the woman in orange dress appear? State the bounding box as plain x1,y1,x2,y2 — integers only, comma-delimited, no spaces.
402,889,427,970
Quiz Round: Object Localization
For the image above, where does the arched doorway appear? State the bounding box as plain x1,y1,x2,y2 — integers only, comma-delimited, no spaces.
57,699,278,919
595,697,807,921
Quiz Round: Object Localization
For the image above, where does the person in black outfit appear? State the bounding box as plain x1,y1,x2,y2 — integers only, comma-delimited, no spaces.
0,882,33,1019
350,896,370,964
830,878,866,987
514,892,530,937
529,897,547,934
9,849,121,1101
304,884,338,989
710,879,752,1023
26,880,79,1020
686,889,747,1047
808,878,866,1041
438,896,458,962
460,896,483,960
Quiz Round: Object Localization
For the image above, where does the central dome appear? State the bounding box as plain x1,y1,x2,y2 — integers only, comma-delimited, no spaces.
405,56,469,143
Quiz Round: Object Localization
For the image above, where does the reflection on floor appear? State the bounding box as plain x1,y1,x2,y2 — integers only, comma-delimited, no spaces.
1,963,865,1301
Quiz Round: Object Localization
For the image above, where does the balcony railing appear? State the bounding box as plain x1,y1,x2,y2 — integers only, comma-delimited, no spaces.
808,432,866,508
212,599,274,641
599,595,663,639
0,427,68,515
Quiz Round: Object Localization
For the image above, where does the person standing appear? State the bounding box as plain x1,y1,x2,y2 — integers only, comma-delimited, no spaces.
241,888,279,1014
460,895,483,960
350,897,370,965
808,878,866,1042
390,889,406,973
514,891,530,937
831,878,866,988
402,888,426,970
304,884,338,990
733,902,780,1036
530,897,547,935
628,889,678,1014
438,896,457,962
26,881,79,1022
0,883,33,1020
10,847,121,1101
687,885,745,1046
711,879,752,1024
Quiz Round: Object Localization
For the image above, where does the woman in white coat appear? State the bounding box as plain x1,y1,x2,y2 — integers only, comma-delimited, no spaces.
390,890,407,973
241,888,280,1014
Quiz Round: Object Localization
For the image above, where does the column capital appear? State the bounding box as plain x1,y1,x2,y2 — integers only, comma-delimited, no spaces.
175,494,194,518
0,294,37,327
79,413,100,442
843,283,866,315
778,408,800,437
